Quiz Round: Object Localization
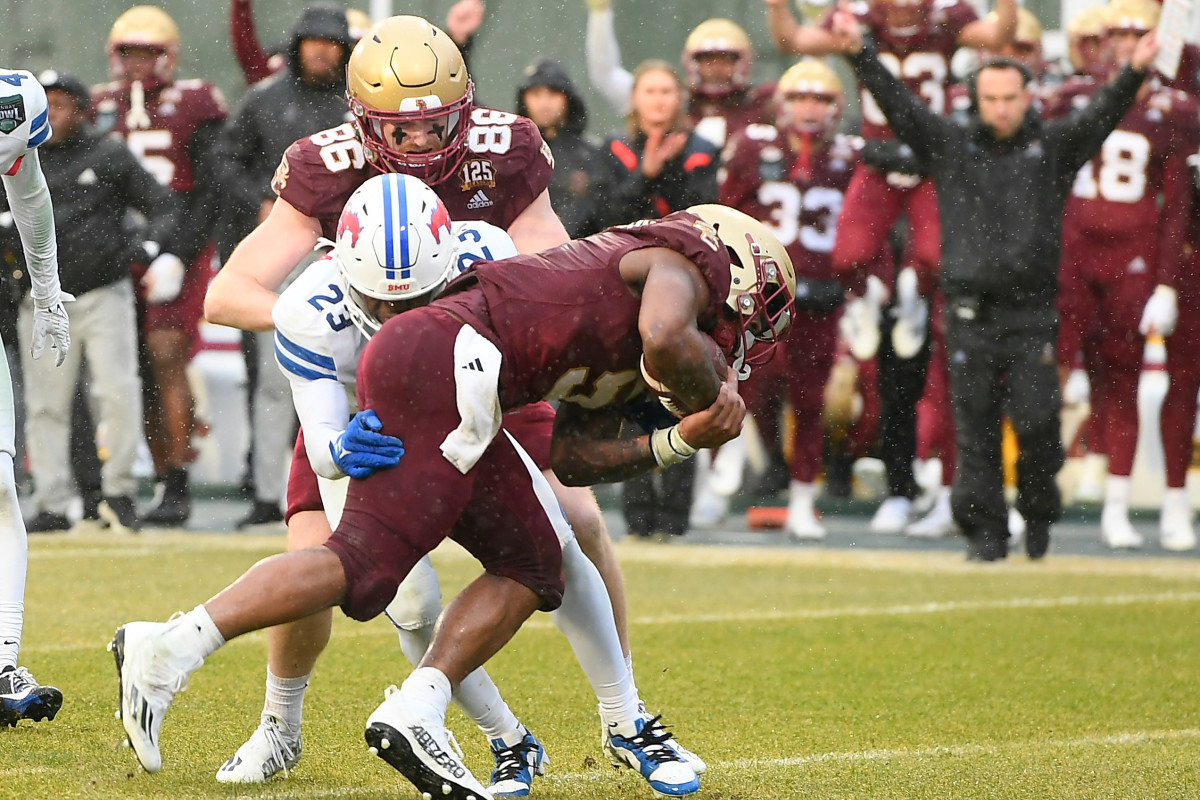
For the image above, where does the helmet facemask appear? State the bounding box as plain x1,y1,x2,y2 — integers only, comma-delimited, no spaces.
349,80,474,184
727,233,794,369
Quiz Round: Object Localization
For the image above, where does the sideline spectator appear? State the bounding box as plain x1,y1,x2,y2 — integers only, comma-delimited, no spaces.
596,59,718,538
516,57,604,238
215,2,354,530
8,72,177,535
828,8,1160,561
92,5,228,527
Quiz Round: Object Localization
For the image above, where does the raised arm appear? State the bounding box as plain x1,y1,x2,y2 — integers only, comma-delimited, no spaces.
585,0,634,116
956,0,1017,51
834,9,951,164
764,0,849,56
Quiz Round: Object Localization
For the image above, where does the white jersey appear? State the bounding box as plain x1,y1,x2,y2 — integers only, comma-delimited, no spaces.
272,219,518,481
0,70,50,175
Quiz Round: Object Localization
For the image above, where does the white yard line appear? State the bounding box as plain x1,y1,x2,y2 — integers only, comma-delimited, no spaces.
28,590,1200,653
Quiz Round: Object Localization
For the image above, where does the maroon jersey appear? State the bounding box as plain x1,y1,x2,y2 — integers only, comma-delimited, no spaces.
824,0,977,139
273,108,554,239
719,125,857,281
92,79,227,193
434,212,732,410
1161,42,1200,98
688,83,776,150
1060,81,1200,284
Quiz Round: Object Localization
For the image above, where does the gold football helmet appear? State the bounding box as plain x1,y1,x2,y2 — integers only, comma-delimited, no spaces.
107,5,180,82
686,204,797,370
346,15,473,184
682,18,753,98
346,9,372,42
775,58,843,136
1104,0,1161,32
1067,6,1109,72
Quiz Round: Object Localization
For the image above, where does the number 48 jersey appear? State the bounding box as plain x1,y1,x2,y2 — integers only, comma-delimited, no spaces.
272,220,518,479
0,69,51,176
272,108,554,240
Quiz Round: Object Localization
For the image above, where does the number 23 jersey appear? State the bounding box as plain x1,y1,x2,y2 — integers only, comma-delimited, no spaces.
273,108,554,239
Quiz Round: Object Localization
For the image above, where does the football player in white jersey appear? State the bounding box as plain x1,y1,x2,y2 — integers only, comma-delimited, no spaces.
220,173,701,797
0,67,71,726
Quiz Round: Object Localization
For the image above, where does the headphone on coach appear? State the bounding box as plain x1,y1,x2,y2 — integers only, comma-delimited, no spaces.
965,56,1033,114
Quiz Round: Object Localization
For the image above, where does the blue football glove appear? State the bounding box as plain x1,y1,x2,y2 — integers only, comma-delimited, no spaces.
329,410,405,479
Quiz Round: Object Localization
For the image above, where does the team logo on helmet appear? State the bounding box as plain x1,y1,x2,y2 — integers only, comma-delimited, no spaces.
337,207,364,247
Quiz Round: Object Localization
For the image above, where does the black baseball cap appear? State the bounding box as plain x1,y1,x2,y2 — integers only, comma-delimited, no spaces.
37,70,90,111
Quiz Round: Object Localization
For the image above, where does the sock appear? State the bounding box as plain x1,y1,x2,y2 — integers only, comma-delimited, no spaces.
0,454,27,673
398,624,522,741
1162,488,1189,517
550,539,640,734
0,602,21,672
264,668,309,733
161,604,225,664
1104,475,1131,514
400,666,452,722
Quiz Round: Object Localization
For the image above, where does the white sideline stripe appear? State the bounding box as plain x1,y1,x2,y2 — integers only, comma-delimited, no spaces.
29,533,1200,580
28,591,1200,653
43,728,1195,796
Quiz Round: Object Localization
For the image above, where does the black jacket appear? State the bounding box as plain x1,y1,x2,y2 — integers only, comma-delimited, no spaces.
0,127,178,297
597,130,719,229
214,2,353,251
847,44,1146,309
516,58,605,237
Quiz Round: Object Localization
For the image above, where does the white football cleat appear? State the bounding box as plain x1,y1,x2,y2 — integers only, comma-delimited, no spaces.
109,618,202,773
905,489,957,539
870,496,912,534
1159,490,1197,552
603,714,700,797
688,491,729,529
216,712,302,783
1101,506,1144,550
365,685,493,800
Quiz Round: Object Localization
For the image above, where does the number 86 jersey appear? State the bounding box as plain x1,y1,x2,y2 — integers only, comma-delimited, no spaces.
272,107,554,240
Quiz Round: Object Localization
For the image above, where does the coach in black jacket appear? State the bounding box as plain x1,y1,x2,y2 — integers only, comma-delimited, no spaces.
831,12,1159,561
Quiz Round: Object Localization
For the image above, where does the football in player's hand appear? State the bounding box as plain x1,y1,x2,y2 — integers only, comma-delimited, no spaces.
640,335,728,418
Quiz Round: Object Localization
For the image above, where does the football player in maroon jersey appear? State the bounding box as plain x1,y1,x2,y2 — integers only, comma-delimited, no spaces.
585,7,775,150
1053,0,1200,551
115,204,795,797
92,5,228,527
205,13,694,789
718,58,852,540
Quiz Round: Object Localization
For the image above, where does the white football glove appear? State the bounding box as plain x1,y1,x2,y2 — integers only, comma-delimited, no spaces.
142,253,186,305
31,293,74,367
1062,369,1090,406
840,276,888,360
890,266,928,359
1139,284,1178,337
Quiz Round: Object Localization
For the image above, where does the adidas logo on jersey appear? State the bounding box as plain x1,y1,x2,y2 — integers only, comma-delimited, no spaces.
466,190,493,210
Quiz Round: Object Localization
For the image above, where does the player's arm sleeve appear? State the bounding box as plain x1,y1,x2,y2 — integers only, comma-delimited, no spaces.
172,118,226,262
271,322,352,480
1155,150,1193,290
1,149,61,304
844,41,950,164
231,0,274,85
586,6,633,116
1051,65,1146,176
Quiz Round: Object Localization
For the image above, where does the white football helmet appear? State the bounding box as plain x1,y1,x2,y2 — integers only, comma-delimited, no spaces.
333,172,457,337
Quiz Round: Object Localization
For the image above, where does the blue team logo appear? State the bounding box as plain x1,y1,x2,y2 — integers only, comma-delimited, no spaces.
0,95,25,135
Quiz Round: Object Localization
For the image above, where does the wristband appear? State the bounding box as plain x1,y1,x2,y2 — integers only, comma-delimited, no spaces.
650,425,698,468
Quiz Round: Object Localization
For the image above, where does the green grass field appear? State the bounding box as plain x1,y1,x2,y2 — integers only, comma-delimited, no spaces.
5,531,1200,799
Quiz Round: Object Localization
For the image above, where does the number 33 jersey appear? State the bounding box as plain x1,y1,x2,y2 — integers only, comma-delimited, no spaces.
273,108,554,239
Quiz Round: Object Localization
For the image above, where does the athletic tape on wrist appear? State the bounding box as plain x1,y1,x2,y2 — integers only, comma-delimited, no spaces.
650,425,698,467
